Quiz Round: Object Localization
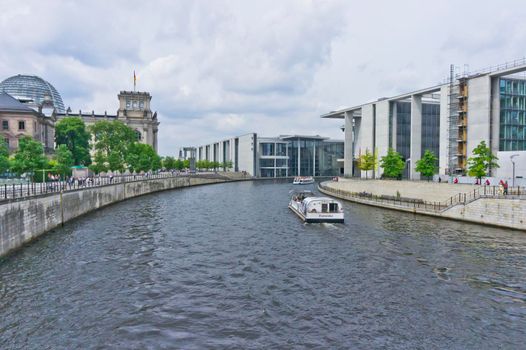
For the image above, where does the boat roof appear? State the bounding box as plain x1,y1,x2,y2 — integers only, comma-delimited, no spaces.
303,196,342,205
290,189,314,195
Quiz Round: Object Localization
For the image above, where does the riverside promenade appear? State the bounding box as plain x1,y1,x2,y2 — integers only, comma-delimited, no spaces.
320,178,526,231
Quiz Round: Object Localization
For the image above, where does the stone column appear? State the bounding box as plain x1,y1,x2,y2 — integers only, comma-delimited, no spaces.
410,95,422,180
344,111,354,177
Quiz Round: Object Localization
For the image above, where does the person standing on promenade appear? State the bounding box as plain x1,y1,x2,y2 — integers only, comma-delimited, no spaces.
504,180,509,195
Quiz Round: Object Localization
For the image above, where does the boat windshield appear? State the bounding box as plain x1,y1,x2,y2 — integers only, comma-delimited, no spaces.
291,191,313,201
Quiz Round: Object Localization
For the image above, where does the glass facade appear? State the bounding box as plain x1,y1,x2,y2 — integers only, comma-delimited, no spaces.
287,137,343,176
500,78,526,151
260,143,275,156
421,103,440,158
396,102,411,160
0,75,65,112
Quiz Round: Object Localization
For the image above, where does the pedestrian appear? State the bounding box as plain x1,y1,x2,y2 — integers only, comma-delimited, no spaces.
438,177,442,183
485,179,490,186
453,177,458,184
504,180,509,195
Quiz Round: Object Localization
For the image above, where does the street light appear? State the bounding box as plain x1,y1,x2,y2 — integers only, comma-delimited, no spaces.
510,154,519,187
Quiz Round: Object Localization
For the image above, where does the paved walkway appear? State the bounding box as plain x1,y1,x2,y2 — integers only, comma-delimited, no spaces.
325,178,482,202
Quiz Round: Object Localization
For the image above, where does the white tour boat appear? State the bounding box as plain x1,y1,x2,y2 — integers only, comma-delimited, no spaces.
288,190,344,223
292,176,315,185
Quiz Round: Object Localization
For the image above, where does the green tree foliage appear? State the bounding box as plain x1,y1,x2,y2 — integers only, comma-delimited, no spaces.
183,159,190,169
89,151,108,174
467,141,499,180
415,150,438,181
173,159,184,170
379,148,405,179
163,156,176,170
55,117,91,165
357,150,376,179
0,142,10,174
53,144,74,178
11,136,47,178
89,121,136,172
126,143,161,173
222,160,233,171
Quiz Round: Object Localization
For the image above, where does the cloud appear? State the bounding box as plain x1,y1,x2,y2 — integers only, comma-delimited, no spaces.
1,0,526,155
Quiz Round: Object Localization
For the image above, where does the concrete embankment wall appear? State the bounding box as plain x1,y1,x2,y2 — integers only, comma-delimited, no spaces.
0,177,224,257
442,198,526,230
320,181,526,231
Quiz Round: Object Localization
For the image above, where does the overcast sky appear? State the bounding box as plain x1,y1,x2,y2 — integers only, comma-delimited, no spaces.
1,0,525,155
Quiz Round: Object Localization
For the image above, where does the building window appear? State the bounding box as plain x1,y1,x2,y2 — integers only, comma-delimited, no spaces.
260,158,275,168
133,101,137,109
18,121,25,130
276,158,288,167
2,120,8,130
135,130,142,141
139,100,144,109
261,143,275,156
500,78,526,151
276,143,287,156
126,99,131,108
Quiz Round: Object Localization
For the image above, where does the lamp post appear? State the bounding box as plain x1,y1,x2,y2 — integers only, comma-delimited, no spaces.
510,154,519,187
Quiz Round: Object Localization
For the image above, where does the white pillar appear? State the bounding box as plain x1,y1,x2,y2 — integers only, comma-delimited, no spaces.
297,138,301,176
344,111,354,177
410,95,422,180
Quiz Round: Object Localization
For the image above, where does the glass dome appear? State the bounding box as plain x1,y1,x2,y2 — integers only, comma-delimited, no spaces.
0,74,65,113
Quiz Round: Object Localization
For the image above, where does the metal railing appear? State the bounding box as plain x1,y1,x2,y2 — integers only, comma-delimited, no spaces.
0,172,227,202
319,183,526,214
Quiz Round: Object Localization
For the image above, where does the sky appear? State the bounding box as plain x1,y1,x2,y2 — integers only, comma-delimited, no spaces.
1,0,525,155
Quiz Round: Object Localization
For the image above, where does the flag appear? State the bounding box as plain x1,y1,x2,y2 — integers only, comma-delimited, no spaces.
133,70,136,90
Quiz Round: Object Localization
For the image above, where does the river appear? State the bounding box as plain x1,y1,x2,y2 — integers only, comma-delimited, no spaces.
0,180,525,349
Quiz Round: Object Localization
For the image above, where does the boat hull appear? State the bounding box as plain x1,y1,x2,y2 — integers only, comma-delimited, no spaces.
288,203,344,223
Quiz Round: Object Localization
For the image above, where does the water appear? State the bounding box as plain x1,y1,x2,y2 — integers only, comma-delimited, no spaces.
0,181,525,349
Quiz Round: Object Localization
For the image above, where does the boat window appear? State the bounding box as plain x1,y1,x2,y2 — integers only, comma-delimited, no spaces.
329,203,338,212
322,203,328,213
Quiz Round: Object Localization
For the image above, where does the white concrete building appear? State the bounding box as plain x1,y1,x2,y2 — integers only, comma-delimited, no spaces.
193,133,344,177
323,60,526,182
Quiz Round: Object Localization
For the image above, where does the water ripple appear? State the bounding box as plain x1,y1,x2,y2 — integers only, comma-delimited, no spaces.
0,181,525,349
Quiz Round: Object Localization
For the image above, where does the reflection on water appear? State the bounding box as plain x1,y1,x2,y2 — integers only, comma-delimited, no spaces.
0,181,525,349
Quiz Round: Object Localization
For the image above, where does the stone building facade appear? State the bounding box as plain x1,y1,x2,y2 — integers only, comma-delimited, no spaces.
0,93,55,153
57,90,159,152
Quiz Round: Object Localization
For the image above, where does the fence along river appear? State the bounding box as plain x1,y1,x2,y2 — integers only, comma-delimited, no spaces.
0,180,525,348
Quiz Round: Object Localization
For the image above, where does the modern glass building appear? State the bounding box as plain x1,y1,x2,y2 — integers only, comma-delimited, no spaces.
194,134,344,177
0,75,65,113
500,78,526,151
281,135,344,177
258,137,289,177
323,60,526,180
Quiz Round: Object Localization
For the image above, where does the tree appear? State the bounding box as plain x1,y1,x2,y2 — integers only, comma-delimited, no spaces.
467,141,499,181
174,159,184,170
415,150,438,181
55,117,91,165
380,148,405,179
222,160,233,171
89,121,136,172
357,150,376,179
53,144,74,179
126,143,161,173
11,136,47,179
0,142,9,174
163,156,176,170
89,151,108,174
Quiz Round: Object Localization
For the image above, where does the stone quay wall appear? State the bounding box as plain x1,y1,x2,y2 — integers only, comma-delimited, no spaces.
0,176,225,258
320,179,526,231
